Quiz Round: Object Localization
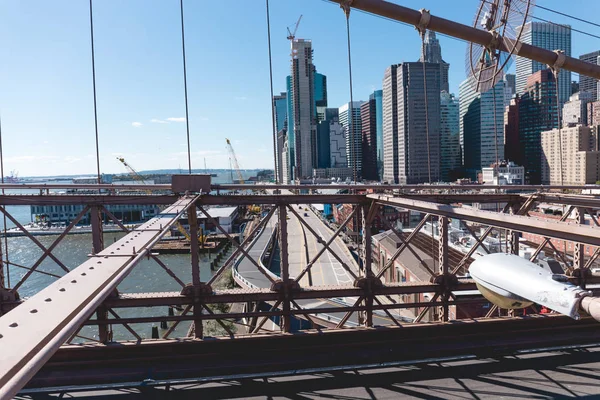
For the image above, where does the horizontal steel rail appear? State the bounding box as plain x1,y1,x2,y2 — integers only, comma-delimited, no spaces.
0,196,199,399
212,184,597,191
26,315,600,390
371,195,600,246
0,183,594,192
0,194,179,205
0,183,172,190
327,0,600,79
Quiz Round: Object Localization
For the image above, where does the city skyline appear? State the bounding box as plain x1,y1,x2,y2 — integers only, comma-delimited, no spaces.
1,0,599,176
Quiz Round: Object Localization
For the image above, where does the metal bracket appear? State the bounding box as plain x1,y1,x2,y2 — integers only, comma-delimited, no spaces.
339,0,353,18
353,275,383,293
180,283,213,298
549,49,566,75
487,30,500,51
415,8,431,35
431,273,458,289
270,278,300,295
0,287,20,316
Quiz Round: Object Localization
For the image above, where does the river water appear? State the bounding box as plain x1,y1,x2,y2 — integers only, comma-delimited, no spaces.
1,171,258,340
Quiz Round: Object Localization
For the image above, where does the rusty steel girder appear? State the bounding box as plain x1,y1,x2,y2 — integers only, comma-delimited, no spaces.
0,196,200,399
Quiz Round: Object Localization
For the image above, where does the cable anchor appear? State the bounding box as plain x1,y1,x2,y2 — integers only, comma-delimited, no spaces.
415,8,431,37
339,0,353,18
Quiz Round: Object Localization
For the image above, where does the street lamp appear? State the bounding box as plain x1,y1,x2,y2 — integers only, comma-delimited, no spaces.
470,253,600,321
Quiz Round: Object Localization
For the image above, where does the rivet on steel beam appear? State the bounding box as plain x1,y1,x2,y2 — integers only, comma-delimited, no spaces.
59,288,66,292
9,323,17,327
44,298,52,302
71,280,77,284
30,309,37,314
81,273,86,276
0,334,3,339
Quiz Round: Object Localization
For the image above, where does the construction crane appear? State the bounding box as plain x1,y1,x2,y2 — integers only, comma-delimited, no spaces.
287,15,303,41
116,157,149,185
225,139,261,214
225,138,244,184
117,156,205,243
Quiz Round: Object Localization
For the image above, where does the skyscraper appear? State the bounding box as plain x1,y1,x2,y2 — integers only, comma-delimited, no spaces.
273,92,288,183
516,22,571,106
316,108,339,169
579,50,600,100
288,39,316,180
419,31,450,93
314,71,328,122
273,92,287,133
440,91,461,182
360,90,383,181
542,125,600,185
382,65,399,183
504,73,516,105
459,77,505,180
360,95,377,181
339,102,364,180
562,91,594,127
504,97,521,165
518,69,558,184
383,62,441,184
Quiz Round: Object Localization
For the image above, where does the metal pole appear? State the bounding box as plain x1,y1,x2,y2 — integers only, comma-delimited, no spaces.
327,0,600,79
362,204,373,327
91,206,104,254
438,216,449,322
574,207,585,288
179,0,192,174
188,204,203,338
278,205,291,332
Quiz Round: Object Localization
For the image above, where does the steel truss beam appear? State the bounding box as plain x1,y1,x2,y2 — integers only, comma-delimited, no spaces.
370,195,600,247
327,0,600,79
0,194,178,206
28,315,600,391
197,194,367,205
0,196,200,399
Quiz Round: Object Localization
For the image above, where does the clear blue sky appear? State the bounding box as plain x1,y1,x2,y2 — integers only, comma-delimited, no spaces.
1,0,599,177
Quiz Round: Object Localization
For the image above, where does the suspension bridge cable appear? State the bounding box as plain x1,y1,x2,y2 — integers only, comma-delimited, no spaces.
554,68,564,186
534,3,600,30
265,0,279,184
419,33,432,184
179,0,192,174
0,112,8,288
88,0,101,184
322,0,474,46
496,1,600,41
343,9,357,183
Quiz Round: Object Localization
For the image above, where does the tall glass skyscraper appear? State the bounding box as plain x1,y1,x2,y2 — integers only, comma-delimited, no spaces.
279,41,328,182
579,50,600,100
516,22,571,106
273,92,287,183
518,69,558,184
440,91,461,182
419,31,449,93
339,101,364,180
459,77,505,180
360,90,382,181
383,62,441,184
314,72,328,122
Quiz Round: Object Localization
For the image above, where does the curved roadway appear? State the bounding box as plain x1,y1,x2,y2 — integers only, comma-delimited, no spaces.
234,203,394,327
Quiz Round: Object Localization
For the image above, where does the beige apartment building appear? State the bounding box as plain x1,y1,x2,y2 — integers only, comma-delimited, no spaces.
541,125,600,185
